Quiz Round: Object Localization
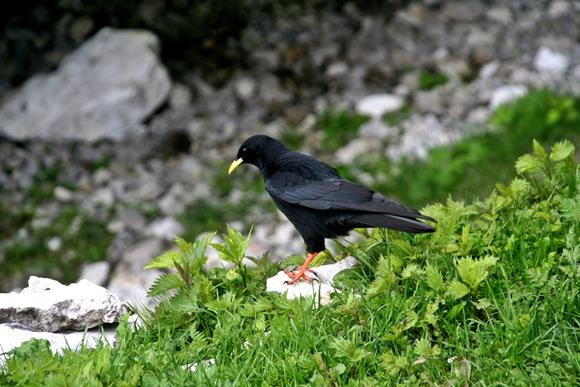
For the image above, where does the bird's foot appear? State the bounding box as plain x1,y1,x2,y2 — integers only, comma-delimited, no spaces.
284,268,318,285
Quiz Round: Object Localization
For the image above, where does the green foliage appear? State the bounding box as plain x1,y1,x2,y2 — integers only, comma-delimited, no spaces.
344,90,580,207
0,204,112,291
419,70,449,90
315,109,370,151
2,141,578,385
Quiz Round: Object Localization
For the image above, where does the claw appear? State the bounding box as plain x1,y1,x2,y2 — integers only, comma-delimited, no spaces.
283,252,320,285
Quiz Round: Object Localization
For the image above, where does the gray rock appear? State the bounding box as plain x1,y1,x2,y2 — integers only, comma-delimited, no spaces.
534,47,569,75
548,1,571,18
359,119,396,140
0,276,128,332
0,28,171,142
356,94,404,117
79,261,111,286
388,114,455,161
146,217,183,241
107,268,161,309
490,85,528,109
486,7,512,24
54,186,74,202
335,138,374,164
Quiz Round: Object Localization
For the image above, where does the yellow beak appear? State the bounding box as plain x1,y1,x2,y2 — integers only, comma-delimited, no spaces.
228,158,244,175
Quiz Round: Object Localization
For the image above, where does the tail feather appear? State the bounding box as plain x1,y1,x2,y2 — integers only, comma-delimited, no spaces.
355,213,435,233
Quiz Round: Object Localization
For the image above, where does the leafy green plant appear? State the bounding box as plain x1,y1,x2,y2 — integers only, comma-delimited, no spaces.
1,141,578,385
343,90,580,207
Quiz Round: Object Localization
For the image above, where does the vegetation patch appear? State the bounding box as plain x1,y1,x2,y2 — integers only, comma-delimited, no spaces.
342,90,580,207
2,141,577,385
315,109,370,152
419,69,449,90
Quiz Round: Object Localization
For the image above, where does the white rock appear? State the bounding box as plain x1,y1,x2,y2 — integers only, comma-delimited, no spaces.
234,77,256,100
146,217,184,240
54,186,74,202
79,261,111,286
490,85,528,109
479,61,500,79
388,114,454,161
0,323,116,365
356,94,404,117
266,257,358,306
0,28,171,142
0,276,128,332
486,7,512,24
548,0,571,18
359,118,396,140
335,138,372,164
534,47,569,75
46,236,62,252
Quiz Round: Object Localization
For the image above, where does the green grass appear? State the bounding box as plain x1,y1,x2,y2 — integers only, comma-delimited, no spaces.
341,90,580,207
0,161,114,290
0,204,113,289
1,141,578,385
315,109,370,152
419,70,449,91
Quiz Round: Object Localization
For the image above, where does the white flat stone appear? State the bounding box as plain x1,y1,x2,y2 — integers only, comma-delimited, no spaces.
356,94,404,117
266,257,358,305
0,276,128,332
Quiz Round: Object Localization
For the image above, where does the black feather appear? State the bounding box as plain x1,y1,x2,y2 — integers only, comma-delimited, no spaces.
234,135,435,253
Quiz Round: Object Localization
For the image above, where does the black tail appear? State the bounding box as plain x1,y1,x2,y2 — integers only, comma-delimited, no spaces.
354,213,435,233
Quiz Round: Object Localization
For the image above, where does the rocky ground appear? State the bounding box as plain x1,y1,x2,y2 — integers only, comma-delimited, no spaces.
0,0,578,305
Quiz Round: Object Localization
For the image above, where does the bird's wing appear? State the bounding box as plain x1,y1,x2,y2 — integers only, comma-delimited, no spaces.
266,176,433,220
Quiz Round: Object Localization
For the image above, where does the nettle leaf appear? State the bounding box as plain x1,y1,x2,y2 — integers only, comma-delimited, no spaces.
212,224,251,265
145,250,181,270
455,255,499,289
425,264,445,292
549,140,575,162
515,154,542,174
414,337,441,358
148,273,185,296
401,263,423,279
446,280,470,300
532,139,548,161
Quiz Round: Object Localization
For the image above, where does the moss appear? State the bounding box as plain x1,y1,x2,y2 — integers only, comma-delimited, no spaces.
315,109,370,151
419,70,449,90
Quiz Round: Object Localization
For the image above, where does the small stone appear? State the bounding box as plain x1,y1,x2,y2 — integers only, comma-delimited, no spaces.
266,257,358,306
234,77,256,100
356,94,404,117
169,84,192,108
548,1,571,18
335,139,372,164
146,217,183,241
326,62,349,78
490,85,528,109
79,261,111,286
54,186,73,202
479,61,500,79
92,187,115,207
534,47,569,75
359,119,395,139
486,7,512,24
46,237,62,252
0,276,128,332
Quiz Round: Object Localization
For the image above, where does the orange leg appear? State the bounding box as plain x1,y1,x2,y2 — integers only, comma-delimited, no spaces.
284,252,319,285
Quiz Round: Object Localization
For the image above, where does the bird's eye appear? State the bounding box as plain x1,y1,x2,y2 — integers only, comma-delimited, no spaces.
242,147,247,153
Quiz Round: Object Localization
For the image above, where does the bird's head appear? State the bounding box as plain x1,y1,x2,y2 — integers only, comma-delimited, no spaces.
228,135,288,175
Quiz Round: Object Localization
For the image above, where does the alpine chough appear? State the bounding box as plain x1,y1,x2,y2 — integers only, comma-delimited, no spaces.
229,135,435,284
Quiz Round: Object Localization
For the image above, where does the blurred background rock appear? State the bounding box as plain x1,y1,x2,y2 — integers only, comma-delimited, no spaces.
0,0,578,306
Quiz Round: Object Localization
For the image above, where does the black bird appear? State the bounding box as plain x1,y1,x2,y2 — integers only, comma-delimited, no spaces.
228,135,435,284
